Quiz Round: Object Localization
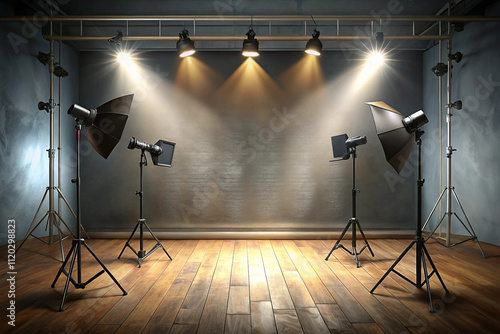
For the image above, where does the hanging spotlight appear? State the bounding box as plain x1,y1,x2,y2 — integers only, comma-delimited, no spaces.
108,30,123,45
305,29,322,56
431,62,448,77
305,16,322,56
449,51,463,63
242,27,259,57
177,29,196,58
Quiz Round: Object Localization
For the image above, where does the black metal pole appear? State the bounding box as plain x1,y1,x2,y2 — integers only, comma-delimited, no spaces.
138,150,146,258
351,149,357,253
416,130,423,287
76,124,82,284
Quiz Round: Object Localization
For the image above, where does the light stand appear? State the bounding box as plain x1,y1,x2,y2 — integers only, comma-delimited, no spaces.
422,39,484,257
370,130,448,312
52,122,127,311
118,141,172,267
366,102,449,312
325,135,375,267
15,27,82,261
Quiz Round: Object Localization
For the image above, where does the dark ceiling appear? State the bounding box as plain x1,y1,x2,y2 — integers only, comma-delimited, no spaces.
2,0,489,16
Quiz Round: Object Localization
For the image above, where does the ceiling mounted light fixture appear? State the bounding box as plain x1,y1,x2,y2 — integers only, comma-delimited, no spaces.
108,30,123,45
242,17,259,57
305,16,322,56
177,28,196,58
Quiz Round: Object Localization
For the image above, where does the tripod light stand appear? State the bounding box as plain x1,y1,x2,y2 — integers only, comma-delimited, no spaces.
367,101,448,313
423,39,484,257
51,94,133,311
16,44,80,262
118,137,175,267
325,134,375,267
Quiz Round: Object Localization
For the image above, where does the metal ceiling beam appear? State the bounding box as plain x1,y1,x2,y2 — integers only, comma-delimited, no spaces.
2,14,500,22
44,35,449,42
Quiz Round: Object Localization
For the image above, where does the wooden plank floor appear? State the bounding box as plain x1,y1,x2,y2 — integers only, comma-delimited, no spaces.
2,237,500,333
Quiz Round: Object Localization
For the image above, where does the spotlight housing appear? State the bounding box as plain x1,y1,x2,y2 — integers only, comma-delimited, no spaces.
37,51,52,65
449,51,463,63
67,94,133,159
450,100,462,110
177,29,196,58
402,110,429,134
346,135,367,148
305,29,322,56
108,31,123,45
431,62,448,77
242,28,259,57
128,137,175,167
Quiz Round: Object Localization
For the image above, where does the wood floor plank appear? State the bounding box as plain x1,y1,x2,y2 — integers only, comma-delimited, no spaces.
283,240,336,304
318,240,409,334
175,240,222,325
247,240,271,302
299,240,373,323
231,240,248,286
259,240,295,310
197,240,235,334
251,301,277,334
316,303,356,333
295,307,330,334
271,240,316,308
113,240,195,333
142,240,211,334
274,309,303,334
227,285,250,314
225,314,251,334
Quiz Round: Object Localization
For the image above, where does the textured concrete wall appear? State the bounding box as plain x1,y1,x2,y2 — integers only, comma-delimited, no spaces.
78,50,422,235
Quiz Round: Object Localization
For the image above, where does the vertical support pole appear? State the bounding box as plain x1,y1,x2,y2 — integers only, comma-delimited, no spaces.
445,25,453,247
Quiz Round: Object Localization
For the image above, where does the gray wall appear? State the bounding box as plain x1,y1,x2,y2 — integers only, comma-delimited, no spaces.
0,3,79,245
423,2,500,246
78,50,422,235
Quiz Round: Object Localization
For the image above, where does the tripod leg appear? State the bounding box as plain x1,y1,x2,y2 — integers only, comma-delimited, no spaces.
371,240,416,293
83,242,127,296
451,188,486,258
422,187,447,231
54,243,78,311
420,250,435,313
353,246,360,268
52,242,75,287
422,245,448,293
357,222,375,257
325,221,352,260
118,222,140,259
143,221,172,260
